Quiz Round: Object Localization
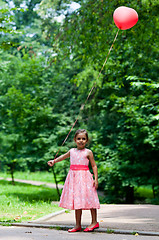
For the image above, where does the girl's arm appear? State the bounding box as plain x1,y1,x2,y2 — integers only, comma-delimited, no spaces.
47,150,70,167
87,150,98,189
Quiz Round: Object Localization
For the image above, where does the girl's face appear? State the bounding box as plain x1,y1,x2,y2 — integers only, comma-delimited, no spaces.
74,133,88,150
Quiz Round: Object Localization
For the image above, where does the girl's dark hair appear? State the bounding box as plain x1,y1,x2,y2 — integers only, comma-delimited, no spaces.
74,129,89,141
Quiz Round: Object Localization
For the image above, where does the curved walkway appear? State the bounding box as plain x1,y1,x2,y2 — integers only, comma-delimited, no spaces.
0,177,64,189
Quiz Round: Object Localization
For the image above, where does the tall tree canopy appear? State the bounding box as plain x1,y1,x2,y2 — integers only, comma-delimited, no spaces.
0,0,159,202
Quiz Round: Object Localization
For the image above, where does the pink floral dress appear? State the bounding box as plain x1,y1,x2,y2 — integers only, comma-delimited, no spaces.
59,148,100,210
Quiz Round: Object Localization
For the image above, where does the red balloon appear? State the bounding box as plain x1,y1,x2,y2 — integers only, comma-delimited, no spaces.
113,6,138,30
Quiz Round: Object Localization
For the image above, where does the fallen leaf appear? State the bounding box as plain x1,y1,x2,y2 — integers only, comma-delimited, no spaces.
14,216,21,221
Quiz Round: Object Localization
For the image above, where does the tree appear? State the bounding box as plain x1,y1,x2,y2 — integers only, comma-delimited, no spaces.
38,0,159,202
1,0,159,203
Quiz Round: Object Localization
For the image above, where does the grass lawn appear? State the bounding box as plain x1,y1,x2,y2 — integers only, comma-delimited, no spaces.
0,171,64,184
134,185,154,203
0,180,63,223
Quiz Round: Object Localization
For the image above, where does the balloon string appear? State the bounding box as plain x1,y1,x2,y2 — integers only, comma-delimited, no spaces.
83,28,119,106
53,28,119,160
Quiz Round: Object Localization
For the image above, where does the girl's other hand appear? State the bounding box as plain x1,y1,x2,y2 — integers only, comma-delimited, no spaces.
47,160,55,167
93,180,98,189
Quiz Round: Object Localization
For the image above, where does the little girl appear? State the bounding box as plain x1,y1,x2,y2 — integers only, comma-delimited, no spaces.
48,129,100,232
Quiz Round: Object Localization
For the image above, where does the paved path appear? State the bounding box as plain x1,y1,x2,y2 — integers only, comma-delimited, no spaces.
33,204,159,234
1,226,159,240
0,177,64,189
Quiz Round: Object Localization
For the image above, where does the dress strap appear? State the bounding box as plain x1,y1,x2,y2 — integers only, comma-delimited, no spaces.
70,165,89,171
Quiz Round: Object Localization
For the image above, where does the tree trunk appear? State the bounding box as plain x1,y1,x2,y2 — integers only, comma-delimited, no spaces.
125,186,134,203
10,162,15,185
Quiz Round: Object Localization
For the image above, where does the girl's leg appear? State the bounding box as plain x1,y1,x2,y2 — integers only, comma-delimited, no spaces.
75,209,82,228
87,208,98,228
91,208,97,224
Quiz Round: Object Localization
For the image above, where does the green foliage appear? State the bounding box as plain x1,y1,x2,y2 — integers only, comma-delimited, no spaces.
52,0,159,202
0,1,24,49
0,50,76,173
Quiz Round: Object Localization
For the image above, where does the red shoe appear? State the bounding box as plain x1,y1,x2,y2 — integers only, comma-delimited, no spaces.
68,226,82,232
84,222,99,232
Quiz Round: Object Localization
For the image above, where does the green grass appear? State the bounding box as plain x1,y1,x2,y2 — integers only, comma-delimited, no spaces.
0,180,63,223
0,171,64,184
135,186,154,199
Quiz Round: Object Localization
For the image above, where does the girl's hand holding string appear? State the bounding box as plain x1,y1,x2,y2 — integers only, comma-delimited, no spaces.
48,151,70,167
47,160,55,167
